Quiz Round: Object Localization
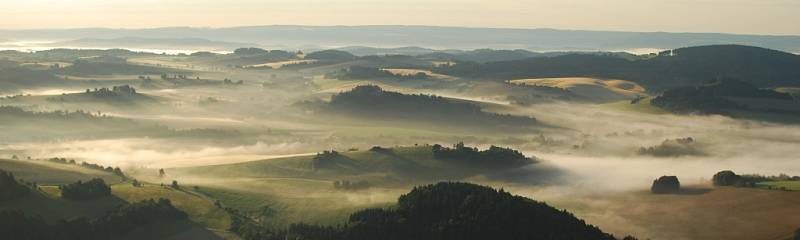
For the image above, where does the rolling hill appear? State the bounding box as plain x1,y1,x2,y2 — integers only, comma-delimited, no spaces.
650,79,800,122
310,85,537,129
4,25,800,53
509,77,647,102
170,144,538,185
435,45,800,91
0,158,232,239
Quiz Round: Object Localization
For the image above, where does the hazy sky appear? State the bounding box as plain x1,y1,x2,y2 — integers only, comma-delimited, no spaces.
2,0,799,35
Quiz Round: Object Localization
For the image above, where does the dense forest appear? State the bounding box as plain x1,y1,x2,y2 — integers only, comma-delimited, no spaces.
650,79,796,115
60,58,176,76
326,66,429,81
305,50,357,61
432,142,533,168
0,198,188,240
60,178,112,200
433,45,800,90
324,85,536,127
637,137,703,157
230,182,632,240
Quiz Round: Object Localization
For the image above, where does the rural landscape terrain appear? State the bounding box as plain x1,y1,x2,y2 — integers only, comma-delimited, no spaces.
2,1,800,239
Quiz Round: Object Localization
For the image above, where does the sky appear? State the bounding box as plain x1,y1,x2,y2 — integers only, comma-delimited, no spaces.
1,0,799,35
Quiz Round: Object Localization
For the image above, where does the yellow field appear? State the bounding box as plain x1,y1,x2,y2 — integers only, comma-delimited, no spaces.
509,77,647,102
249,59,318,69
569,187,800,240
383,68,456,80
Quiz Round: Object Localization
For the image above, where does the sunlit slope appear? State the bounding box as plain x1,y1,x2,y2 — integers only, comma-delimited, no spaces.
164,145,541,227
0,158,122,185
171,146,519,183
509,77,647,102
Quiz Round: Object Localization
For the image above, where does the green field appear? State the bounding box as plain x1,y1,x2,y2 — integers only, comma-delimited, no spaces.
112,183,232,231
756,181,800,191
162,146,522,226
172,146,494,182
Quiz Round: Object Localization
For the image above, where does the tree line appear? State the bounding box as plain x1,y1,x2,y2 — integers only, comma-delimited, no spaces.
432,142,533,168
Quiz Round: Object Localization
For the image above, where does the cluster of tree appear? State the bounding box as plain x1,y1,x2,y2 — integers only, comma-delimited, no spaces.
326,66,428,81
223,78,244,85
368,146,393,153
159,73,196,80
229,182,634,240
713,170,800,188
326,85,536,127
637,137,703,157
0,48,141,62
62,59,169,75
305,50,356,61
47,86,142,102
0,106,107,121
233,48,296,61
431,142,533,168
60,178,111,200
0,169,29,201
651,176,681,194
650,79,795,115
333,180,370,190
167,128,242,138
311,150,340,170
433,45,800,91
0,198,187,240
46,158,125,179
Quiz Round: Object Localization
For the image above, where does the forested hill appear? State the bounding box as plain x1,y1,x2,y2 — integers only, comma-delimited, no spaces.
650,79,798,116
434,45,800,91
230,182,628,240
324,85,537,127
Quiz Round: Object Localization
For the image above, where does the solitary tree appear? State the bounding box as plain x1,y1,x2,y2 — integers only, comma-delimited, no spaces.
159,169,165,178
171,180,179,189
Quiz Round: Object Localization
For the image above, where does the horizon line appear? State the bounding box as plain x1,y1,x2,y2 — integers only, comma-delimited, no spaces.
2,24,799,38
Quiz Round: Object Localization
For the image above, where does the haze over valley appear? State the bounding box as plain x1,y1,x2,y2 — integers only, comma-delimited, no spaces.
2,1,800,240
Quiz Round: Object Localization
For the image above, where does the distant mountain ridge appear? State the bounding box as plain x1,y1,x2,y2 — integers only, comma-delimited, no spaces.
2,25,800,53
51,37,257,50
